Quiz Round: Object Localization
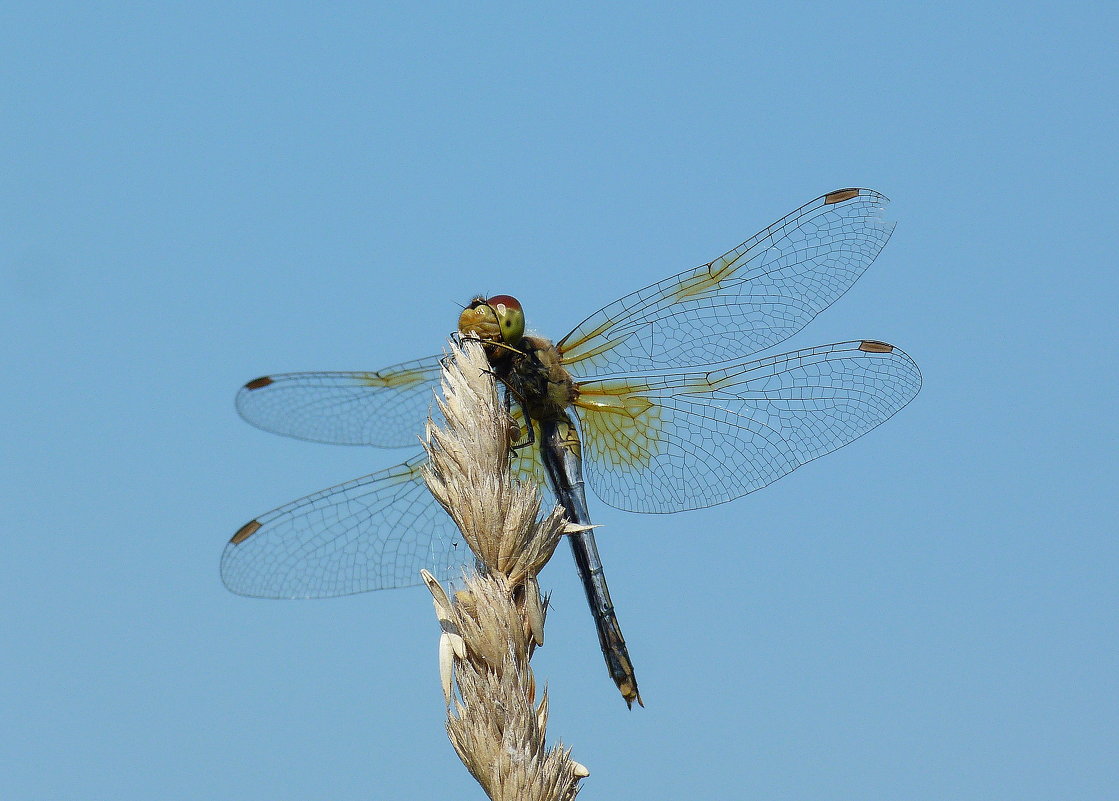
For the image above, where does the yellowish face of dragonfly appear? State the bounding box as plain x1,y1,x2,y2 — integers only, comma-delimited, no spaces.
458,294,526,353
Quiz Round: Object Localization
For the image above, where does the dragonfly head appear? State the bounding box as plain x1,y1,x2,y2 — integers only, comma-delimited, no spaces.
459,295,525,349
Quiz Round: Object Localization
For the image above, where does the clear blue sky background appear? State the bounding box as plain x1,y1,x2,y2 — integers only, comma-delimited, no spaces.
3,4,1115,799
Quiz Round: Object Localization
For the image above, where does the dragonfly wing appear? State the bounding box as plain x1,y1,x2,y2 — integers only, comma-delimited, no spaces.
572,341,922,513
509,408,556,510
558,189,895,377
221,455,471,598
235,355,443,446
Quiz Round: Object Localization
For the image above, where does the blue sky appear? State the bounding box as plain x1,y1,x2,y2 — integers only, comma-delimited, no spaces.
2,3,1115,799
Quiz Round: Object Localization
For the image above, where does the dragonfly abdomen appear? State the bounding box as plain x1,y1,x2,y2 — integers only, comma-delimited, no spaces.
539,415,642,708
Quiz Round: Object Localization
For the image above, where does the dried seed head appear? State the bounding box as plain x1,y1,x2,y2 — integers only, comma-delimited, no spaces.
422,339,588,799
438,631,455,704
525,577,546,648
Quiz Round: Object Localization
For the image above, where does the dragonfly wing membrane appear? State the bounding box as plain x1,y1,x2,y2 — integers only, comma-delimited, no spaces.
574,341,922,513
558,189,895,377
236,355,443,446
221,455,471,598
509,408,556,511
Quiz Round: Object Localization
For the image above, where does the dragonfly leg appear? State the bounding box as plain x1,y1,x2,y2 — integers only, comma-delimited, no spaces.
507,400,536,452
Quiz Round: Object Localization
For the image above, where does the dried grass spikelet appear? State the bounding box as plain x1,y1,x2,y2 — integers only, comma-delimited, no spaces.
421,338,587,801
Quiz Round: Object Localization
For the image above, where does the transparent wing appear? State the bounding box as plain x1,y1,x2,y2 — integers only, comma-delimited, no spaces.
572,340,922,513
235,355,443,446
221,455,471,598
508,409,555,510
557,189,895,377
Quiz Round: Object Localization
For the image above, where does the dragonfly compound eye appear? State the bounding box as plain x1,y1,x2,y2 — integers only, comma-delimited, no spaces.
486,294,525,345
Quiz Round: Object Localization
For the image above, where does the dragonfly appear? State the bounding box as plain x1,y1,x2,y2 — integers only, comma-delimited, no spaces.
222,187,922,708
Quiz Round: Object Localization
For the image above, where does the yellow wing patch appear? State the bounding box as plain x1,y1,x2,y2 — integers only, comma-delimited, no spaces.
574,381,663,470
509,409,548,489
557,315,632,368
671,256,740,303
559,333,632,367
358,367,431,389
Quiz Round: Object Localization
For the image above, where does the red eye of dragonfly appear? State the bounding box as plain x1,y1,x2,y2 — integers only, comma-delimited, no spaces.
486,294,521,311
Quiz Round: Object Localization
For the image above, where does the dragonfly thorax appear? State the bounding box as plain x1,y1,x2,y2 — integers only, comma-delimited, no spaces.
501,335,578,423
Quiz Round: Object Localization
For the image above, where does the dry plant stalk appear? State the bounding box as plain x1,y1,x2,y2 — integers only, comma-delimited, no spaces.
421,339,589,801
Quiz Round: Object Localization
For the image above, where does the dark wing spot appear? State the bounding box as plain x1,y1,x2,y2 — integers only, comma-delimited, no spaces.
824,188,861,205
858,340,894,353
244,376,273,391
230,519,262,544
